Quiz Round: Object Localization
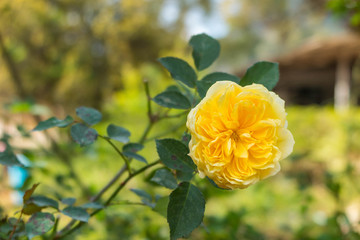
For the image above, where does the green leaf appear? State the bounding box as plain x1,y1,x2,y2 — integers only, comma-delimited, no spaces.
153,196,169,218
130,189,154,207
28,196,59,209
151,168,178,189
32,116,73,131
76,106,102,125
176,170,194,182
61,198,76,206
123,143,144,153
70,123,98,147
156,139,196,172
26,212,55,239
0,140,23,167
0,149,22,167
22,203,43,215
159,57,197,88
240,61,279,90
80,202,104,209
123,151,148,164
107,124,130,143
167,182,205,240
189,33,220,71
62,206,90,222
153,91,191,110
197,72,240,98
181,132,191,147
23,183,40,204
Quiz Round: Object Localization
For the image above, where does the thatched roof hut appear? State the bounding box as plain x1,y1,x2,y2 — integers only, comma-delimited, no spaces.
274,33,360,110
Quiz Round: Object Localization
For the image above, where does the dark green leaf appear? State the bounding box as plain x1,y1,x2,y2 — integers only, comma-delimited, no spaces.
240,61,279,90
151,168,178,189
167,182,205,240
159,57,197,88
0,140,23,167
23,183,40,204
26,212,55,239
70,123,98,147
153,91,191,109
80,202,104,209
176,170,195,182
123,151,147,164
166,85,181,93
107,124,130,143
17,125,31,137
61,198,76,206
156,139,196,172
181,132,191,147
32,116,73,131
0,222,12,235
153,196,169,218
22,203,43,215
197,72,240,98
76,106,102,125
123,143,144,153
189,33,220,71
130,189,154,207
29,196,59,209
0,150,22,167
62,206,90,222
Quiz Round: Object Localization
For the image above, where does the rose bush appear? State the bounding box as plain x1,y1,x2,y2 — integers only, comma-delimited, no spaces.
187,81,295,189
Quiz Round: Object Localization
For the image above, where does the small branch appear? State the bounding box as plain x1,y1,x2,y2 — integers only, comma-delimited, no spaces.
8,210,23,240
109,200,145,206
143,79,153,121
99,135,132,175
90,165,127,202
56,160,161,239
138,121,153,144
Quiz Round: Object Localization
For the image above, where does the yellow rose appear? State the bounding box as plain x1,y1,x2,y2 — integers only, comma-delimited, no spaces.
186,81,294,189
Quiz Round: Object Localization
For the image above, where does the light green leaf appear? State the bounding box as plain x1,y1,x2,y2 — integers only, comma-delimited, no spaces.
32,116,73,131
240,61,279,90
197,72,240,98
167,182,205,240
189,33,220,71
159,57,197,88
70,123,98,147
156,139,196,173
153,91,191,110
76,106,102,125
151,168,178,189
26,212,55,239
62,206,90,222
107,124,130,143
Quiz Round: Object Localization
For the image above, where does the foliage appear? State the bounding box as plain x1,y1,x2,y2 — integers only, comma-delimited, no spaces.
0,33,282,239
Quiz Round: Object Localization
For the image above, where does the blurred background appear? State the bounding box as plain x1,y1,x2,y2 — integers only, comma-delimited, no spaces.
1,0,360,239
